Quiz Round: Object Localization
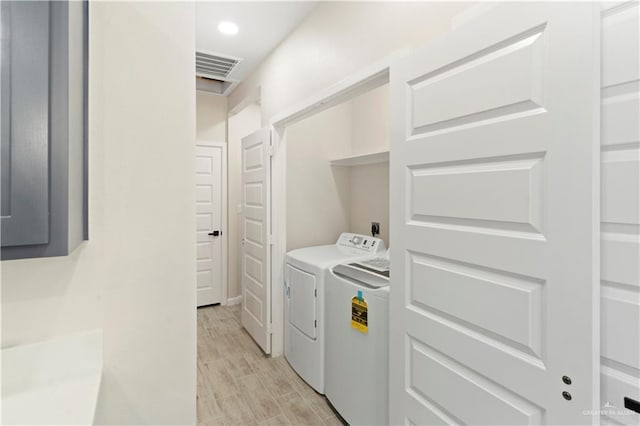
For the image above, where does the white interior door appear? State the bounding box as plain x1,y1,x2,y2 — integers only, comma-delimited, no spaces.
196,144,225,307
241,128,271,354
389,3,599,425
600,2,640,424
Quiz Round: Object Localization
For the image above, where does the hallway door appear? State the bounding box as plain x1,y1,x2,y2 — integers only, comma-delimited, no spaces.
241,127,272,354
196,143,226,307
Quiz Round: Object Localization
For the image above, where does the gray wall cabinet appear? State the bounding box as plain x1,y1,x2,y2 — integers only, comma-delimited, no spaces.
1,1,88,260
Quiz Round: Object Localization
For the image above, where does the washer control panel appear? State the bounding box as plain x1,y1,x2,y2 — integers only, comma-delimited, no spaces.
337,233,385,253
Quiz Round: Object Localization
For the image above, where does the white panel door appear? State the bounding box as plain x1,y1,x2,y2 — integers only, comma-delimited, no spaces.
196,144,224,307
241,128,271,354
600,2,640,424
389,3,599,425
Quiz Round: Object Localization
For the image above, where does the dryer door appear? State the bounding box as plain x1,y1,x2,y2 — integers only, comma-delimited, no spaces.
286,264,317,339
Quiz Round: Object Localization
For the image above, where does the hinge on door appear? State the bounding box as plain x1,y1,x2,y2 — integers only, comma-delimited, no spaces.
314,289,317,297
268,145,275,157
314,320,317,328
267,234,274,246
267,322,273,334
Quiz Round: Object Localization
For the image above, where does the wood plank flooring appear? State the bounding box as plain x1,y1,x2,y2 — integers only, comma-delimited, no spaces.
197,304,342,425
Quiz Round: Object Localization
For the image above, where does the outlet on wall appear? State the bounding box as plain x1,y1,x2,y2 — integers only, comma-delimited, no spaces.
371,222,380,237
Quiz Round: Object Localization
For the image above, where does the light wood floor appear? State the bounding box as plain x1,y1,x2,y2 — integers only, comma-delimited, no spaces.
197,304,342,425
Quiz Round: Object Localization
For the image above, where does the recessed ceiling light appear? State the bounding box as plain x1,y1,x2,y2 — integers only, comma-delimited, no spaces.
218,21,238,36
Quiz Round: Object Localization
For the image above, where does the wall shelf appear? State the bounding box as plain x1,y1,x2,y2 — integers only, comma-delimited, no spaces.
329,151,389,166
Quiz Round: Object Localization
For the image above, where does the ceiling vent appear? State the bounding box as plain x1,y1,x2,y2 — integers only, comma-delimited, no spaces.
196,50,241,96
196,51,240,80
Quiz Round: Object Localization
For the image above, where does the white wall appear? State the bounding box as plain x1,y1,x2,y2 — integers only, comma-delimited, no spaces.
286,102,353,251
227,104,261,299
349,84,390,245
94,2,198,424
349,162,390,245
2,3,197,424
1,243,105,349
197,91,227,141
351,84,389,155
228,1,471,123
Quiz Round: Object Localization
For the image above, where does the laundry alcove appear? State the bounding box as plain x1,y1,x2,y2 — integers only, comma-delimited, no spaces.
285,83,390,252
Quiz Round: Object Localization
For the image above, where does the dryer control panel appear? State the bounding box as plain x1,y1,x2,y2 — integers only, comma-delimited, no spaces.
336,233,385,253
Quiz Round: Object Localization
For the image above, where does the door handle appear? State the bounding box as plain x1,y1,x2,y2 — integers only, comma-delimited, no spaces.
208,230,221,236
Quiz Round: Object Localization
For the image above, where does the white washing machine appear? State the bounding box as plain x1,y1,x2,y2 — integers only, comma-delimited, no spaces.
325,253,390,425
284,233,385,394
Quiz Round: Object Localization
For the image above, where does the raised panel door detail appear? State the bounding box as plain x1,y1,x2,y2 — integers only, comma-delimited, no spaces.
244,182,263,208
196,156,213,175
245,218,264,247
601,286,639,370
244,252,263,286
409,252,545,362
243,143,263,172
244,287,264,326
196,213,212,231
407,337,544,425
197,270,212,290
408,154,544,234
409,26,544,137
196,184,213,204
602,93,639,147
601,150,639,225
601,234,639,287
602,4,639,88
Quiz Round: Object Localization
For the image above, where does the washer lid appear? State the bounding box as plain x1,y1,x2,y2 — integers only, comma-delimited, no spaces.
285,245,371,269
333,262,390,289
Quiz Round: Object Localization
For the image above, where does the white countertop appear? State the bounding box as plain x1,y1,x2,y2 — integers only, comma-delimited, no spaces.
1,330,103,425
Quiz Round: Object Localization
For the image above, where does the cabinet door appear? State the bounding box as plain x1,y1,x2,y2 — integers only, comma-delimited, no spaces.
1,1,50,247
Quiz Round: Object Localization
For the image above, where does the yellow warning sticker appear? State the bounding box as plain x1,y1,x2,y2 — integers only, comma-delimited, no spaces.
351,296,368,334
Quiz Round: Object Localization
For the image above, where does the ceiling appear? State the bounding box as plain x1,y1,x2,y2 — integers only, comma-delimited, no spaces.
196,1,318,95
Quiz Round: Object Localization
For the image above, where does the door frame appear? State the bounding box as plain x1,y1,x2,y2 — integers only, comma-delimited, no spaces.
268,49,409,356
196,140,228,306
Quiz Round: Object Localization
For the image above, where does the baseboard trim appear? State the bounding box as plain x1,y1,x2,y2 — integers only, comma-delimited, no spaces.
226,295,242,306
